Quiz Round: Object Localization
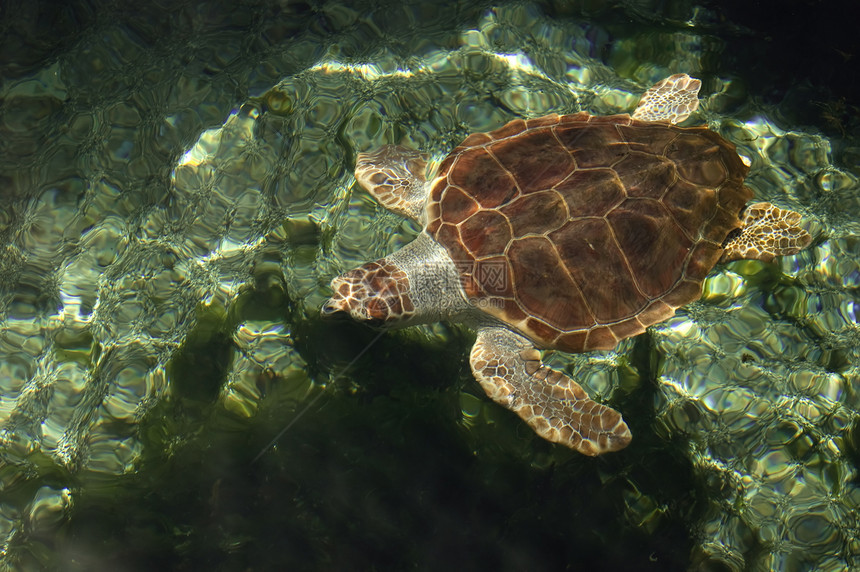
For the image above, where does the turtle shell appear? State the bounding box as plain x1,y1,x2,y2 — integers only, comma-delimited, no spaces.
425,112,752,353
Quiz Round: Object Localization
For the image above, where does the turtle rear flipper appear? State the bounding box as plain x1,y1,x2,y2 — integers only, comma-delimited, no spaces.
355,145,429,223
632,73,701,124
470,327,632,455
722,202,812,263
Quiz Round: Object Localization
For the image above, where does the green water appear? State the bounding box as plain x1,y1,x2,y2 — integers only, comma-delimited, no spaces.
1,1,858,570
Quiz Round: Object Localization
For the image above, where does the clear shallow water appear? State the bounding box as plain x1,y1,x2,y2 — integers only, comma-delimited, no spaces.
1,1,858,570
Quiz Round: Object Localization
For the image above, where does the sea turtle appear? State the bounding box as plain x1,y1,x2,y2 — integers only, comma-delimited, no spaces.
322,74,811,456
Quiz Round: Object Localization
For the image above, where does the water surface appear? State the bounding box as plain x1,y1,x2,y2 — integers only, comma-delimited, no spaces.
1,1,858,570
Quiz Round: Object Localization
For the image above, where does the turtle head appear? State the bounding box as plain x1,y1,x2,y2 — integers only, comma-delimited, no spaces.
322,259,416,327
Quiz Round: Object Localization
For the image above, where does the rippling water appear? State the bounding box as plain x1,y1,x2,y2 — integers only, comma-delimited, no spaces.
1,1,858,570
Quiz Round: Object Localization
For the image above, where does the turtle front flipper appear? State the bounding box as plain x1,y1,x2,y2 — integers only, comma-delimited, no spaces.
469,327,631,456
721,202,812,263
632,73,701,124
355,145,429,223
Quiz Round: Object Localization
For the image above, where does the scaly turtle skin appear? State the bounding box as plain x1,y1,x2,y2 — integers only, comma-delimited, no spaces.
323,74,811,456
